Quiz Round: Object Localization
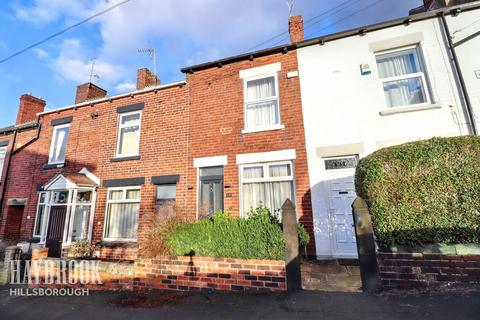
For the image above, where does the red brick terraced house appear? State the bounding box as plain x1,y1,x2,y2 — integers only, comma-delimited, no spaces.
0,16,315,259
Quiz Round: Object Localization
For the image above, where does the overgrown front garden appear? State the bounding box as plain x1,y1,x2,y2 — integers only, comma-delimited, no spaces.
141,207,309,260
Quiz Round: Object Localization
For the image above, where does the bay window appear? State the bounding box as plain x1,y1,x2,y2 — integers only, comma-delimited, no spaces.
116,111,141,157
104,187,140,241
376,45,431,108
241,162,294,217
48,124,70,164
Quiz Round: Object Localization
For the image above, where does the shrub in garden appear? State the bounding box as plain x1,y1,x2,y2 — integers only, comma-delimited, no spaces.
355,136,480,246
68,240,94,258
165,208,286,260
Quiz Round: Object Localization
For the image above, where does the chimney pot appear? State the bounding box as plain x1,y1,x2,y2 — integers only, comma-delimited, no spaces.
289,15,304,43
16,94,46,125
136,68,160,90
75,83,107,104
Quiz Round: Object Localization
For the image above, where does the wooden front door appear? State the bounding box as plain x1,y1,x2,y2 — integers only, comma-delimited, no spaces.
45,206,67,257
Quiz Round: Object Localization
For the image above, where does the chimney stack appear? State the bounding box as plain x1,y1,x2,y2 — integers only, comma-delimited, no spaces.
16,94,46,125
136,68,160,90
289,15,304,43
75,83,107,104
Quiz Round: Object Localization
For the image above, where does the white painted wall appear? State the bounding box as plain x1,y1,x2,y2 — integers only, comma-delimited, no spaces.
446,9,480,132
297,17,470,258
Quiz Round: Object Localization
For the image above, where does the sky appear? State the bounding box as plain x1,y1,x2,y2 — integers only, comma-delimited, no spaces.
0,0,422,128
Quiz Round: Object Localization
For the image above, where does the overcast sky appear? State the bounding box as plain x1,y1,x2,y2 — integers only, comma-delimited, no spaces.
0,0,422,127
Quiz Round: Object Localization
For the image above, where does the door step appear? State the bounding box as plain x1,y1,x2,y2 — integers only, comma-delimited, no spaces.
301,259,362,292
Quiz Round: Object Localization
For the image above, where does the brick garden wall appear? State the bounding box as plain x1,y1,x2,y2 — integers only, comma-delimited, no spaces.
133,256,286,292
378,252,480,289
28,249,286,292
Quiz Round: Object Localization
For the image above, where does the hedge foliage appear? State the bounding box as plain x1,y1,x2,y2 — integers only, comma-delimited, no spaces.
355,136,480,246
165,207,310,260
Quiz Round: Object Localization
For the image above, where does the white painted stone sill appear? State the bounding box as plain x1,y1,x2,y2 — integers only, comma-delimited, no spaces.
241,124,285,134
379,103,442,116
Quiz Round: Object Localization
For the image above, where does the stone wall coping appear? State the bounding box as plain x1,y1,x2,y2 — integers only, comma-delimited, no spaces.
138,256,285,266
380,244,480,256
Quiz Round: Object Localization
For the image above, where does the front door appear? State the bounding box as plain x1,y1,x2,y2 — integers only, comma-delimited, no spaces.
199,166,224,217
324,156,359,258
45,206,68,257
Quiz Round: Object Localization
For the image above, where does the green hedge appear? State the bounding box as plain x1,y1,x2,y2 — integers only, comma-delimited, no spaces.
355,136,480,246
165,208,310,260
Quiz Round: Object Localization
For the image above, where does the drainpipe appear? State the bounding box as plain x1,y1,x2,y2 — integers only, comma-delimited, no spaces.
0,130,18,222
439,12,478,135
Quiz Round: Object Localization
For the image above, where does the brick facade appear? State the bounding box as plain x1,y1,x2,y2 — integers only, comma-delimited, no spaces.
185,50,314,254
378,252,480,289
1,38,315,259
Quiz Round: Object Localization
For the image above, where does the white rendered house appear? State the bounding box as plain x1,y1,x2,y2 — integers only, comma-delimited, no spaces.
296,4,478,259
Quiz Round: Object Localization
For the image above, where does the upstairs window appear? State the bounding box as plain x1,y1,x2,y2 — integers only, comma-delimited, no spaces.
0,146,6,180
48,124,70,164
244,75,280,130
116,111,141,157
376,46,430,108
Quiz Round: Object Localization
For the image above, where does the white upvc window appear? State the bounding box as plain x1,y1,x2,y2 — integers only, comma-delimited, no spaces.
376,45,431,108
240,161,294,218
116,111,141,158
103,187,140,241
0,146,6,180
48,123,70,164
33,192,48,238
243,74,281,131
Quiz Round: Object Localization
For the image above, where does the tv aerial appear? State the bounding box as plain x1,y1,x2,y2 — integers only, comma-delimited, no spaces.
87,60,100,83
138,48,157,79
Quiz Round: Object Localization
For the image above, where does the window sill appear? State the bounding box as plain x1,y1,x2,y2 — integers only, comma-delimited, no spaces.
43,163,65,170
379,103,442,116
110,155,141,162
241,124,285,134
96,240,138,248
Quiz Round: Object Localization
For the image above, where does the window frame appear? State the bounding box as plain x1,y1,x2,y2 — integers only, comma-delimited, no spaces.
48,123,70,165
242,73,282,132
155,184,177,201
375,45,432,109
0,146,7,180
33,192,48,238
239,160,295,217
115,110,142,158
103,186,141,242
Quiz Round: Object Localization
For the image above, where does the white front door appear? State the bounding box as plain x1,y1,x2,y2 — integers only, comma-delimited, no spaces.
324,156,358,258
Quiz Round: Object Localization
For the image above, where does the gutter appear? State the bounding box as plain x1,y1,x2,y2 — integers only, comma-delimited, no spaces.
0,130,17,221
37,80,186,117
439,12,478,135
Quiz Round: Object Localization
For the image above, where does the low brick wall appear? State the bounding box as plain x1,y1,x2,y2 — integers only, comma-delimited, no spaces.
378,252,480,289
133,256,286,292
28,249,286,292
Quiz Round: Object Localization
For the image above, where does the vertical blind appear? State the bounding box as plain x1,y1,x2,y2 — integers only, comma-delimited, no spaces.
105,188,140,240
245,76,279,128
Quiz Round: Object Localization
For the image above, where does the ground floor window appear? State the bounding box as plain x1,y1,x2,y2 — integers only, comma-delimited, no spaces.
241,161,294,217
104,187,140,241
